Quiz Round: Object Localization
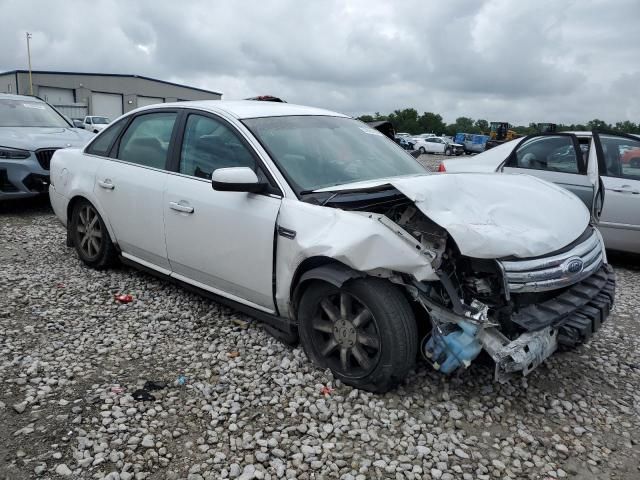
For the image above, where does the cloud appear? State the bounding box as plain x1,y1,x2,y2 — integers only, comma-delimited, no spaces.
1,0,638,125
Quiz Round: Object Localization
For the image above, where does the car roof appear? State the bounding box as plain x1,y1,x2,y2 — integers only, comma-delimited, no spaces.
135,100,349,120
0,93,44,102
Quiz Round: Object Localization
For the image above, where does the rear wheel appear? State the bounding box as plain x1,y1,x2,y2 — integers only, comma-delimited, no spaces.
298,278,417,392
70,199,117,269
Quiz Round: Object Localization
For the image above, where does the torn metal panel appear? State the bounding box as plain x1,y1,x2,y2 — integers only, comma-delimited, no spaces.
315,173,590,259
274,198,440,314
478,327,558,383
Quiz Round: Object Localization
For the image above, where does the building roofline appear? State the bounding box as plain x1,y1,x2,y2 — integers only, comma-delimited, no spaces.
0,69,222,96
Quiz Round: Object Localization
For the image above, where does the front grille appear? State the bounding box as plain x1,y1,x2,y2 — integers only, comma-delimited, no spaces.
35,148,59,170
500,229,603,293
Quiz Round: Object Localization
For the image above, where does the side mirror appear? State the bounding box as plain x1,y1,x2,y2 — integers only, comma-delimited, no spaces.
212,167,266,193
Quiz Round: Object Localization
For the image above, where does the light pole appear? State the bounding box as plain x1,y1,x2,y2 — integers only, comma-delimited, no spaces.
26,32,33,96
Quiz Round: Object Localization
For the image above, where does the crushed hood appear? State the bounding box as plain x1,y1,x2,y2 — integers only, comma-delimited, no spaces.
317,173,590,259
0,127,93,151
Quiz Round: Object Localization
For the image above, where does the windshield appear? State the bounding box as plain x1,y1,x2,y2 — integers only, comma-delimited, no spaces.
91,117,110,124
243,116,426,193
0,99,70,128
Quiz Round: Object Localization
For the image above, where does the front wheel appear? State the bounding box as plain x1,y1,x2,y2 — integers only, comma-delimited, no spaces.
630,157,640,168
70,199,117,269
444,147,452,156
298,278,418,392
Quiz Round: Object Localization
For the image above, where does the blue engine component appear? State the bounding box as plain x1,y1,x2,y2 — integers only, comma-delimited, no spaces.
423,320,483,374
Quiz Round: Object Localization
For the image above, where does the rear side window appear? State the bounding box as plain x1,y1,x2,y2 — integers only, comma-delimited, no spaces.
509,136,581,174
116,112,177,169
85,119,127,156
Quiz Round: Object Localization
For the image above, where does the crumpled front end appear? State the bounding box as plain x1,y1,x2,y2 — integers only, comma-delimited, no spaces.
413,225,615,382
281,175,615,382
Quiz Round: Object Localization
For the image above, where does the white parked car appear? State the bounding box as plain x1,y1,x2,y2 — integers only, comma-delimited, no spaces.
49,101,615,392
83,116,111,133
413,135,464,156
439,132,640,254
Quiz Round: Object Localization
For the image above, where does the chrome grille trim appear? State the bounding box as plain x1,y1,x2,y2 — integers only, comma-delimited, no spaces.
500,230,604,293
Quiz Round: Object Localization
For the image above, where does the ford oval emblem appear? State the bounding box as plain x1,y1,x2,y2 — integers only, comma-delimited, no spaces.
564,257,584,274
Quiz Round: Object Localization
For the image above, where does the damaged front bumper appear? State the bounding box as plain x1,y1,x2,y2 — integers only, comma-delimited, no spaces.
418,264,615,383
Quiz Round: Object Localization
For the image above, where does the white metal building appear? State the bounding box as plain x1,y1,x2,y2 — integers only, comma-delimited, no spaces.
0,70,222,120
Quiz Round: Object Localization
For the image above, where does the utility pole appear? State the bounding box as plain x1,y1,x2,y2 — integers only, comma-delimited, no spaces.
26,32,33,96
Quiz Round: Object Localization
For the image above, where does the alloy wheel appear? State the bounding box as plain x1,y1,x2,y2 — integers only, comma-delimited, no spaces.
76,204,103,259
310,291,381,376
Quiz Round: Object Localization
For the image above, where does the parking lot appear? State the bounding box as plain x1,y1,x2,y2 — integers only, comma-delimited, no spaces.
0,151,639,480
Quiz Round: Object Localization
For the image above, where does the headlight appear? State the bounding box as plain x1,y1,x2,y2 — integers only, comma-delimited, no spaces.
0,146,31,159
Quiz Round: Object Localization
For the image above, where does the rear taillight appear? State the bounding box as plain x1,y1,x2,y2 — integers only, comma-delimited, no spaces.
438,163,446,172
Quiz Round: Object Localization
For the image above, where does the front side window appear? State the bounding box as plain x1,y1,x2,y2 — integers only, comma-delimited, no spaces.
510,136,581,173
600,134,640,180
244,116,425,192
85,119,127,156
179,114,255,179
116,112,177,169
0,99,69,128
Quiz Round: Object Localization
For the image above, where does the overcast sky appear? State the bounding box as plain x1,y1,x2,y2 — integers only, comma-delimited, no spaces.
1,0,638,125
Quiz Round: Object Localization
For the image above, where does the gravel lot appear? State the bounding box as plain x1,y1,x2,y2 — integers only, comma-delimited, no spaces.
1,161,640,480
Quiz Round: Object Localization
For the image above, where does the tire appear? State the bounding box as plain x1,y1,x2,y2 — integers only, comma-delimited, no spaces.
70,199,117,269
419,147,426,155
298,278,418,392
630,157,640,168
444,147,452,156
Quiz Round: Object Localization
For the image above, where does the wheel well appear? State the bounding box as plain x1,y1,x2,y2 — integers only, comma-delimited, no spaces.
289,257,357,316
66,195,87,224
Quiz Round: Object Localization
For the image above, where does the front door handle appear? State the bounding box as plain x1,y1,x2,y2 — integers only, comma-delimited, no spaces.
169,201,194,214
97,179,114,190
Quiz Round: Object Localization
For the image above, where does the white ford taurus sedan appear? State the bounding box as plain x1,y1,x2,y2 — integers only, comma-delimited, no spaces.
49,101,615,392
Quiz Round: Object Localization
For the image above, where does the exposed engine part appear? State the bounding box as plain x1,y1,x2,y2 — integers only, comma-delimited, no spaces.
477,327,558,383
383,204,448,269
417,288,558,382
422,320,482,373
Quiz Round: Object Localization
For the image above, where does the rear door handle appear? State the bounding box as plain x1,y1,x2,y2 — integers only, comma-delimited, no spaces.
169,201,194,214
97,179,114,190
612,185,640,194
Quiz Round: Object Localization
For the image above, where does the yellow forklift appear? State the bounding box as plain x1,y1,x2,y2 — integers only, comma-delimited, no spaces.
484,122,520,150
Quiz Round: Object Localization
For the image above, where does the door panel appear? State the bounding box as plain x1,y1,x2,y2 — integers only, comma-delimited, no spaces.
164,112,281,311
93,111,178,270
597,134,640,253
502,134,595,208
94,162,170,269
164,176,281,310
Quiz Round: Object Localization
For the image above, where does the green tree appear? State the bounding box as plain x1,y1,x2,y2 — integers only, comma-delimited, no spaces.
446,117,476,136
387,108,421,134
357,114,375,123
614,120,637,133
474,119,489,133
419,112,447,135
586,119,611,131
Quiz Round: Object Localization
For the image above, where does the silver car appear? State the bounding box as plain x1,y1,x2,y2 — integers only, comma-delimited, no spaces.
440,131,640,254
0,94,93,200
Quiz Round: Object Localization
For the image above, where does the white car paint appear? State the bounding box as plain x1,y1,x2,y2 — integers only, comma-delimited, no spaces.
441,132,640,254
49,101,597,313
48,100,615,388
413,136,462,154
83,116,110,133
